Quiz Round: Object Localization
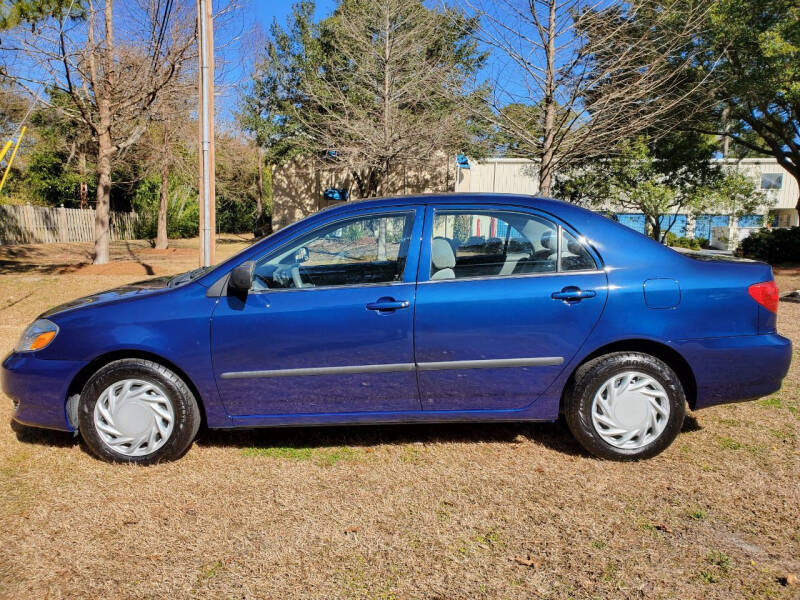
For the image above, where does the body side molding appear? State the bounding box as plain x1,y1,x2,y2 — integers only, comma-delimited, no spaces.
220,356,564,380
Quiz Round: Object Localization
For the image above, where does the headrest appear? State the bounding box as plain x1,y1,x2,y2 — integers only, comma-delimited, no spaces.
432,237,456,270
567,237,583,255
541,230,555,250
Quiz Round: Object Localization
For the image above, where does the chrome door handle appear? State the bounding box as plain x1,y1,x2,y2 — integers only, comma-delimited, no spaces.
366,297,410,312
551,287,596,302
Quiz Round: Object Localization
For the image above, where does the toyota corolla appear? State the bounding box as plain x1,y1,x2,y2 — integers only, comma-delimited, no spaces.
2,195,791,463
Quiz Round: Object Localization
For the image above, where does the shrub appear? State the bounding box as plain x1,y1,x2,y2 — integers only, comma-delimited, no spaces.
739,227,800,263
132,176,199,240
666,232,701,250
216,194,257,234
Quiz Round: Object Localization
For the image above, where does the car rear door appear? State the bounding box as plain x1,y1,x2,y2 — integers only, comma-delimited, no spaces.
413,204,608,411
210,207,424,417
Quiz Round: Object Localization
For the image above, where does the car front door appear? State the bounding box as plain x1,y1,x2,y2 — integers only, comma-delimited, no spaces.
210,208,423,417
414,205,608,411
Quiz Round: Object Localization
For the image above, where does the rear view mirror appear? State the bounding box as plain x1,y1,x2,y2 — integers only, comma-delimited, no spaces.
229,260,255,291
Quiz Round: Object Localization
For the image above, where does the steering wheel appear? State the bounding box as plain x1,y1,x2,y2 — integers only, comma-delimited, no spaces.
272,263,311,288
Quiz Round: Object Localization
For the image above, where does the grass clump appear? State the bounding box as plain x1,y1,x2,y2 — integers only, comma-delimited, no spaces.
757,397,783,409
241,445,359,466
699,569,719,584
718,436,743,450
688,509,707,521
699,550,732,583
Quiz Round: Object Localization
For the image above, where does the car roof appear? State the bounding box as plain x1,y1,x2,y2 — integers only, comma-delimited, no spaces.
320,193,563,213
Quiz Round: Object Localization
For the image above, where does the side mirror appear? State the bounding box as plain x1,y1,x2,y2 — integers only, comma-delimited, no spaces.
229,260,255,292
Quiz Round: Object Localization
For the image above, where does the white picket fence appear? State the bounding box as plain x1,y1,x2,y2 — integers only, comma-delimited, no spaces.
0,204,140,245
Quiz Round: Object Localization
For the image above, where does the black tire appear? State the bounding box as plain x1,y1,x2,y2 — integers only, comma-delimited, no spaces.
564,352,686,460
78,359,201,464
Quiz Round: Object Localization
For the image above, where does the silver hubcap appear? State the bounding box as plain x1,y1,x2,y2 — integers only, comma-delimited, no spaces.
591,371,670,449
93,379,174,457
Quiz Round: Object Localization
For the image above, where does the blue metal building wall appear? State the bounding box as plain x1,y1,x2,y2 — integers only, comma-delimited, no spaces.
658,215,687,237
617,214,646,234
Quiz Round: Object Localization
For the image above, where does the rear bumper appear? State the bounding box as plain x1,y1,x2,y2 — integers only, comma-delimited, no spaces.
2,352,86,431
671,334,792,409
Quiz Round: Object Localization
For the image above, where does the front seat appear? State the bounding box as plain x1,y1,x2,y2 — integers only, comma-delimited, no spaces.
431,237,456,280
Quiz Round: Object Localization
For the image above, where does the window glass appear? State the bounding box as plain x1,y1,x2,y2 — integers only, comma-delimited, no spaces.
760,173,783,190
252,212,413,290
560,229,597,271
430,210,558,279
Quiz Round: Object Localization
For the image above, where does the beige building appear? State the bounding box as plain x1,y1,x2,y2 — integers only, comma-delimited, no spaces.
271,155,456,229
455,157,798,226
272,155,799,232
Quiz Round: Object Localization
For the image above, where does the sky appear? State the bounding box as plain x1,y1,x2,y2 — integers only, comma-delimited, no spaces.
214,0,337,123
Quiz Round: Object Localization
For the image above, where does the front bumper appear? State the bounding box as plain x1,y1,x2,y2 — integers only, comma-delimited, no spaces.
2,352,87,431
671,333,792,409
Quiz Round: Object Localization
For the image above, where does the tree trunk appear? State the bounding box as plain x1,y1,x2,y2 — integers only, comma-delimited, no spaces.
256,144,264,217
649,216,662,242
92,0,115,265
156,159,169,250
377,218,387,261
538,0,557,197
93,132,112,264
720,106,730,158
155,123,169,249
78,151,88,209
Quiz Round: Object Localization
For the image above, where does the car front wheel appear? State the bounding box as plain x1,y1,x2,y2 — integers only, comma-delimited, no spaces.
78,358,201,464
564,352,686,460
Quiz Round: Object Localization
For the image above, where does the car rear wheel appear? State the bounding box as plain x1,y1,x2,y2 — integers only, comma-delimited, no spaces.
78,359,201,464
564,352,686,460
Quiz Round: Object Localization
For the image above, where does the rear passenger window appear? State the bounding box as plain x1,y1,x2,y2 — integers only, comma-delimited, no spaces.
560,230,597,271
430,210,597,280
431,211,558,279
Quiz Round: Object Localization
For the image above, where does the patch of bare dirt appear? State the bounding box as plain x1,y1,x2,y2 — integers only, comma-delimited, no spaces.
135,247,196,256
63,262,167,276
774,263,800,293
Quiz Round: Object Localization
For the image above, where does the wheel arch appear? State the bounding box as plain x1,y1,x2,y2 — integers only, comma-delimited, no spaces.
65,349,207,429
564,339,698,410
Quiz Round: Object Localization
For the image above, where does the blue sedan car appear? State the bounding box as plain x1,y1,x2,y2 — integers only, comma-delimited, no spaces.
2,195,792,463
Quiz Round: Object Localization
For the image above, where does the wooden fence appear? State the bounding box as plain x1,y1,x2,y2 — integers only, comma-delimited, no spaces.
0,204,140,245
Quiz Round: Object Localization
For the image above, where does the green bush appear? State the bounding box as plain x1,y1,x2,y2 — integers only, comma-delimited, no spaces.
216,194,258,234
740,227,800,263
132,176,199,240
665,232,701,250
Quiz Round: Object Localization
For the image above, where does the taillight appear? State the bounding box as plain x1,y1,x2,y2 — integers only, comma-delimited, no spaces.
748,280,779,313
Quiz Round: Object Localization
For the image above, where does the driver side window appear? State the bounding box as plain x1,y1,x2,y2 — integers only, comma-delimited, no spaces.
252,212,414,290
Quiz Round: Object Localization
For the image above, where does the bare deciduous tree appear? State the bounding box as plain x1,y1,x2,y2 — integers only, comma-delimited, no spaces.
3,0,196,262
138,78,196,249
243,0,488,200
306,0,485,197
472,0,712,196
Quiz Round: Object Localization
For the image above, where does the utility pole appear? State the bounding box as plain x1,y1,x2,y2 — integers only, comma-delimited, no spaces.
197,0,216,266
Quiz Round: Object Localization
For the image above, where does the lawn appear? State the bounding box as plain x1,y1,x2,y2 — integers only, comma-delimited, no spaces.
0,239,798,599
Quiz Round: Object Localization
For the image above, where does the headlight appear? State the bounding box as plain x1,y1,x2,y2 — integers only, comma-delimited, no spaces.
15,319,59,353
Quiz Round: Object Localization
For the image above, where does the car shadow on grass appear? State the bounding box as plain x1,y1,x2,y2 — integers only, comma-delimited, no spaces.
196,419,590,457
9,414,704,460
10,419,78,448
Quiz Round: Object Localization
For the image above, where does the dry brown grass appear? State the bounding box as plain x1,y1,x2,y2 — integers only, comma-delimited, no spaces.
0,240,798,600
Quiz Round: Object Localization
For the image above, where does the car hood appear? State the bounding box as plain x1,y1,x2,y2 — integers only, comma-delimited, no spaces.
39,276,174,319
